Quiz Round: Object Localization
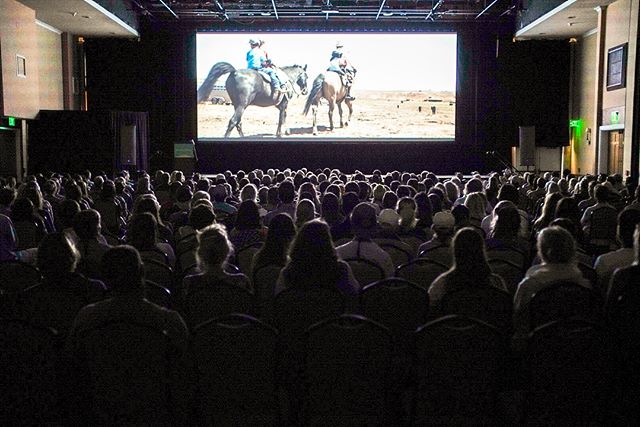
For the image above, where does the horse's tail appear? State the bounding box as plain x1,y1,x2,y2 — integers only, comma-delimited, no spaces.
197,62,236,103
303,74,325,116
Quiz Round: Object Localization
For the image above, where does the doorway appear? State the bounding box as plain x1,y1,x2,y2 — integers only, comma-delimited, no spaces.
607,130,624,175
0,128,18,177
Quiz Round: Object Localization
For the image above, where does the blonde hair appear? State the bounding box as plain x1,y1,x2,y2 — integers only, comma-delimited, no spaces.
196,223,233,271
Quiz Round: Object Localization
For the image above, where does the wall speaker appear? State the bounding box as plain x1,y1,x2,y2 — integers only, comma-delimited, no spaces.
519,126,536,166
120,125,137,166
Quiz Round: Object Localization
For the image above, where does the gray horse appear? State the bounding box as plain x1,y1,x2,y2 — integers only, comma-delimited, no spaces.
197,62,308,137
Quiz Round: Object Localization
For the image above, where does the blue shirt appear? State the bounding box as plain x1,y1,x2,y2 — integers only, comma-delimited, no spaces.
246,47,266,70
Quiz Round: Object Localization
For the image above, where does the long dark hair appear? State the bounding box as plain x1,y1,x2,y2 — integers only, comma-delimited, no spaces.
282,219,341,288
447,227,492,287
253,213,296,270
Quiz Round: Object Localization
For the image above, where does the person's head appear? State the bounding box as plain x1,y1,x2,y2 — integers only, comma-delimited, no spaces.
490,201,520,240
451,204,470,229
101,245,145,290
350,202,377,239
342,192,360,217
537,226,576,264
321,192,342,224
58,199,81,230
278,180,295,204
464,178,484,196
618,208,640,248
497,184,519,205
0,187,16,207
37,233,79,278
378,208,400,231
464,192,487,220
265,213,296,247
73,209,102,240
538,192,563,223
594,184,610,203
288,219,336,267
196,223,233,272
382,191,398,210
397,197,417,227
127,212,158,250
295,199,316,228
189,204,216,230
101,180,116,200
432,211,455,239
452,227,489,275
554,197,580,224
10,197,35,221
240,183,258,202
249,39,259,48
235,200,262,230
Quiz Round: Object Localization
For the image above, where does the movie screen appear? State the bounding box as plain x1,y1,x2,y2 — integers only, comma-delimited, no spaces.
196,32,457,140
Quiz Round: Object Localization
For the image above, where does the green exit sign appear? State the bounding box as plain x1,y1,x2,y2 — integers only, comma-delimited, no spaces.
8,117,16,127
611,111,620,124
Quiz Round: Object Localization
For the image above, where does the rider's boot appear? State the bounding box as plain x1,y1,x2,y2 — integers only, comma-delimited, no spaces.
345,86,356,102
272,84,285,105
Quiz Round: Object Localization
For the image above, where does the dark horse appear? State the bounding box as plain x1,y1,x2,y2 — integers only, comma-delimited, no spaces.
303,72,353,135
197,62,308,137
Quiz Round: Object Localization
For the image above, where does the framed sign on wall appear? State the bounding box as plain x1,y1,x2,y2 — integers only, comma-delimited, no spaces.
607,43,627,91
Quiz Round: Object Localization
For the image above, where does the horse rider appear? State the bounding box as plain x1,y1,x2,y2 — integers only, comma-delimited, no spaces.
246,39,285,104
327,41,356,101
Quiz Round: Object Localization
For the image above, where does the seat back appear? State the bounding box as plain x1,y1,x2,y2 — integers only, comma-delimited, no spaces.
140,248,169,265
412,315,507,424
526,319,612,423
144,280,172,308
192,314,278,425
440,285,513,332
529,281,602,330
588,206,618,245
13,220,40,251
73,321,173,425
360,278,428,341
344,257,385,287
235,242,263,276
252,263,282,322
486,247,526,269
0,260,41,294
396,258,448,289
378,242,413,267
0,319,59,424
184,281,254,327
305,315,392,425
488,258,523,295
418,245,453,267
142,259,174,291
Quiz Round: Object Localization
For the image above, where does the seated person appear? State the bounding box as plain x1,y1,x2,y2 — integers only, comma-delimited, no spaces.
606,223,640,310
73,209,112,280
19,233,106,336
428,227,507,314
336,202,394,278
594,208,640,290
418,211,455,265
513,226,591,337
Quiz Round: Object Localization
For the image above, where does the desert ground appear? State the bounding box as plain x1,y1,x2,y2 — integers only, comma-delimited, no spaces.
197,89,455,139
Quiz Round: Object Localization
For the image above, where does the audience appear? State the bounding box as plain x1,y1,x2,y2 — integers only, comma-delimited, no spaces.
3,166,640,423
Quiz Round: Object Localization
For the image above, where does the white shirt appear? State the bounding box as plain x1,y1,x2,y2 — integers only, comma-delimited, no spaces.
594,248,635,290
336,239,395,278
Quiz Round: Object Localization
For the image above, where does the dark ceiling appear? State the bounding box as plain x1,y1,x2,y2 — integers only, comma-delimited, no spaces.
133,0,521,23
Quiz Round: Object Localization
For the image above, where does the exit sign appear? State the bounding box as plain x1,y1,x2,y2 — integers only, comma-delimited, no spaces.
8,117,16,126
611,111,620,124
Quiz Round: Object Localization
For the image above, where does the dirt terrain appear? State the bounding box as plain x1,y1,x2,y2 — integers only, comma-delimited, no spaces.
197,90,455,139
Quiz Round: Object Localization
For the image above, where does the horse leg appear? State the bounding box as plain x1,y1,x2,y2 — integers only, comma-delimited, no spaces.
276,102,288,137
328,100,335,131
344,99,353,127
311,105,318,135
337,102,344,128
236,122,244,138
225,105,245,138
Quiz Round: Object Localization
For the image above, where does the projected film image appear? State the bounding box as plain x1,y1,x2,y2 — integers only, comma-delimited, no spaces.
196,33,457,139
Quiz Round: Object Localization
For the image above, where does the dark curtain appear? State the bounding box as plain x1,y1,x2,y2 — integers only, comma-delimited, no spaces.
111,111,150,171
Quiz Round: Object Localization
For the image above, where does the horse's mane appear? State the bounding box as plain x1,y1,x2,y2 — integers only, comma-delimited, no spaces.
281,65,303,72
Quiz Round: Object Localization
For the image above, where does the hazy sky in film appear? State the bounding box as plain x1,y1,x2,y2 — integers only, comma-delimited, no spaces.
196,33,457,92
